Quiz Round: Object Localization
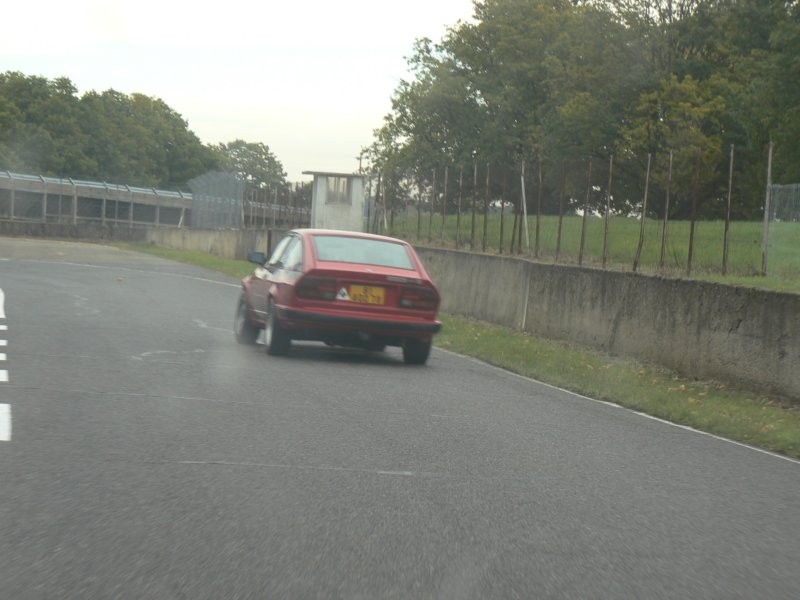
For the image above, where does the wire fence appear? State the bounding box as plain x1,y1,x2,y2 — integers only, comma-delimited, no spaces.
241,182,312,230
366,151,798,280
764,183,800,281
3,159,794,280
188,171,312,230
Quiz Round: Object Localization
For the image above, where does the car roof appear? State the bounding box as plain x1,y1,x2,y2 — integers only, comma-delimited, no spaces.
292,228,411,246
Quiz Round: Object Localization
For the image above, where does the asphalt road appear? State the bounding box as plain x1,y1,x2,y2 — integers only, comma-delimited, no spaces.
1,237,799,599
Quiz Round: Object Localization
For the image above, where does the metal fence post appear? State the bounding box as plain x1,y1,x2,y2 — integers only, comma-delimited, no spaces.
761,141,773,276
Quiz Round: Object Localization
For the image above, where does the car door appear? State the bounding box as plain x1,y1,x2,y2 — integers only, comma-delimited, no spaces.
268,235,304,308
250,234,292,320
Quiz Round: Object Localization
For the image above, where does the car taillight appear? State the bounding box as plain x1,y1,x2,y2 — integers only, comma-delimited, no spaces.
296,276,337,300
400,286,438,310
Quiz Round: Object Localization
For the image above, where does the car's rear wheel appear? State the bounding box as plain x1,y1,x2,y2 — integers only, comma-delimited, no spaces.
403,338,431,365
234,298,259,345
265,298,291,356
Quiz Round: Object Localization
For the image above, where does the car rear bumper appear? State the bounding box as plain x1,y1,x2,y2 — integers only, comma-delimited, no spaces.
278,307,442,334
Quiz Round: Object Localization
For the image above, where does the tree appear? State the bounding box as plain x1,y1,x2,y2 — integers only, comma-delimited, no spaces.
764,1,800,184
369,0,647,213
0,72,222,189
0,71,95,176
216,140,287,190
619,74,725,217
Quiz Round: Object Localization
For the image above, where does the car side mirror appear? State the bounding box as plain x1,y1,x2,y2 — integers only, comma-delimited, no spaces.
247,251,266,265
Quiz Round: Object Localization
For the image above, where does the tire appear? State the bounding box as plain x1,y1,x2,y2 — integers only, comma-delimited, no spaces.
265,298,291,356
403,338,431,365
234,298,259,345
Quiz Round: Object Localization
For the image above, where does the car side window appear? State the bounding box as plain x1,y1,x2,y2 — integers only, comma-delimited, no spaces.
267,236,292,267
281,237,303,272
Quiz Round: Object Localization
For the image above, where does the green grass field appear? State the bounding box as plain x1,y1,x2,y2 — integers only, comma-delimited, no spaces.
382,212,800,292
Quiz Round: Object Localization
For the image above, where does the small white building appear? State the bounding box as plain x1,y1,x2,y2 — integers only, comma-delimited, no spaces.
303,171,368,232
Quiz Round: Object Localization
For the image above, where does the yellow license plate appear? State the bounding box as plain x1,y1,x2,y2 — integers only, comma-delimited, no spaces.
349,285,385,305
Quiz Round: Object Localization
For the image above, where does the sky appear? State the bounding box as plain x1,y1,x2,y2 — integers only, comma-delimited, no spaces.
1,0,476,182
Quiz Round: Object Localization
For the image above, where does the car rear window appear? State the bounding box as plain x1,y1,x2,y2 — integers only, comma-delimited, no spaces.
312,235,415,270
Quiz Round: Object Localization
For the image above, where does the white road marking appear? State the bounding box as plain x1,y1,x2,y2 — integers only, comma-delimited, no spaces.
1,288,8,440
0,404,10,441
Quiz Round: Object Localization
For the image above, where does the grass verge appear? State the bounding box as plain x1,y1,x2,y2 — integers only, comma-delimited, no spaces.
115,241,800,459
113,242,255,279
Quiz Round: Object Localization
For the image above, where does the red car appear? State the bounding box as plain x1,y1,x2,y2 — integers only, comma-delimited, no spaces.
234,229,442,364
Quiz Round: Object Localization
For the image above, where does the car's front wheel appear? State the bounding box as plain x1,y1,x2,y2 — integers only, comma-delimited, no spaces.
265,298,291,356
234,298,259,345
403,338,431,365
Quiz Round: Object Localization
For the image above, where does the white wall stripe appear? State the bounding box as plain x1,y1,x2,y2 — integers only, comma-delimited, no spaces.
0,354,6,361
0,287,5,318
0,371,7,383
0,404,10,441
0,340,6,346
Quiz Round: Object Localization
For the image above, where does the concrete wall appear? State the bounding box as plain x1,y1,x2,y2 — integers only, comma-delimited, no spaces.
418,247,800,400
3,221,797,399
0,220,149,242
0,221,277,259
141,227,275,261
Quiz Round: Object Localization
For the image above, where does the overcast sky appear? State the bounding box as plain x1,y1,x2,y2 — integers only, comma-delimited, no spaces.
1,0,476,182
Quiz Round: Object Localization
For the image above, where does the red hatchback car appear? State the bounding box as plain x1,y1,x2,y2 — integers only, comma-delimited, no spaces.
234,229,442,364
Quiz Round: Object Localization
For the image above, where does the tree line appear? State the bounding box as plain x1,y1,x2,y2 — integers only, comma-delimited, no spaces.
363,0,800,220
0,71,287,192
